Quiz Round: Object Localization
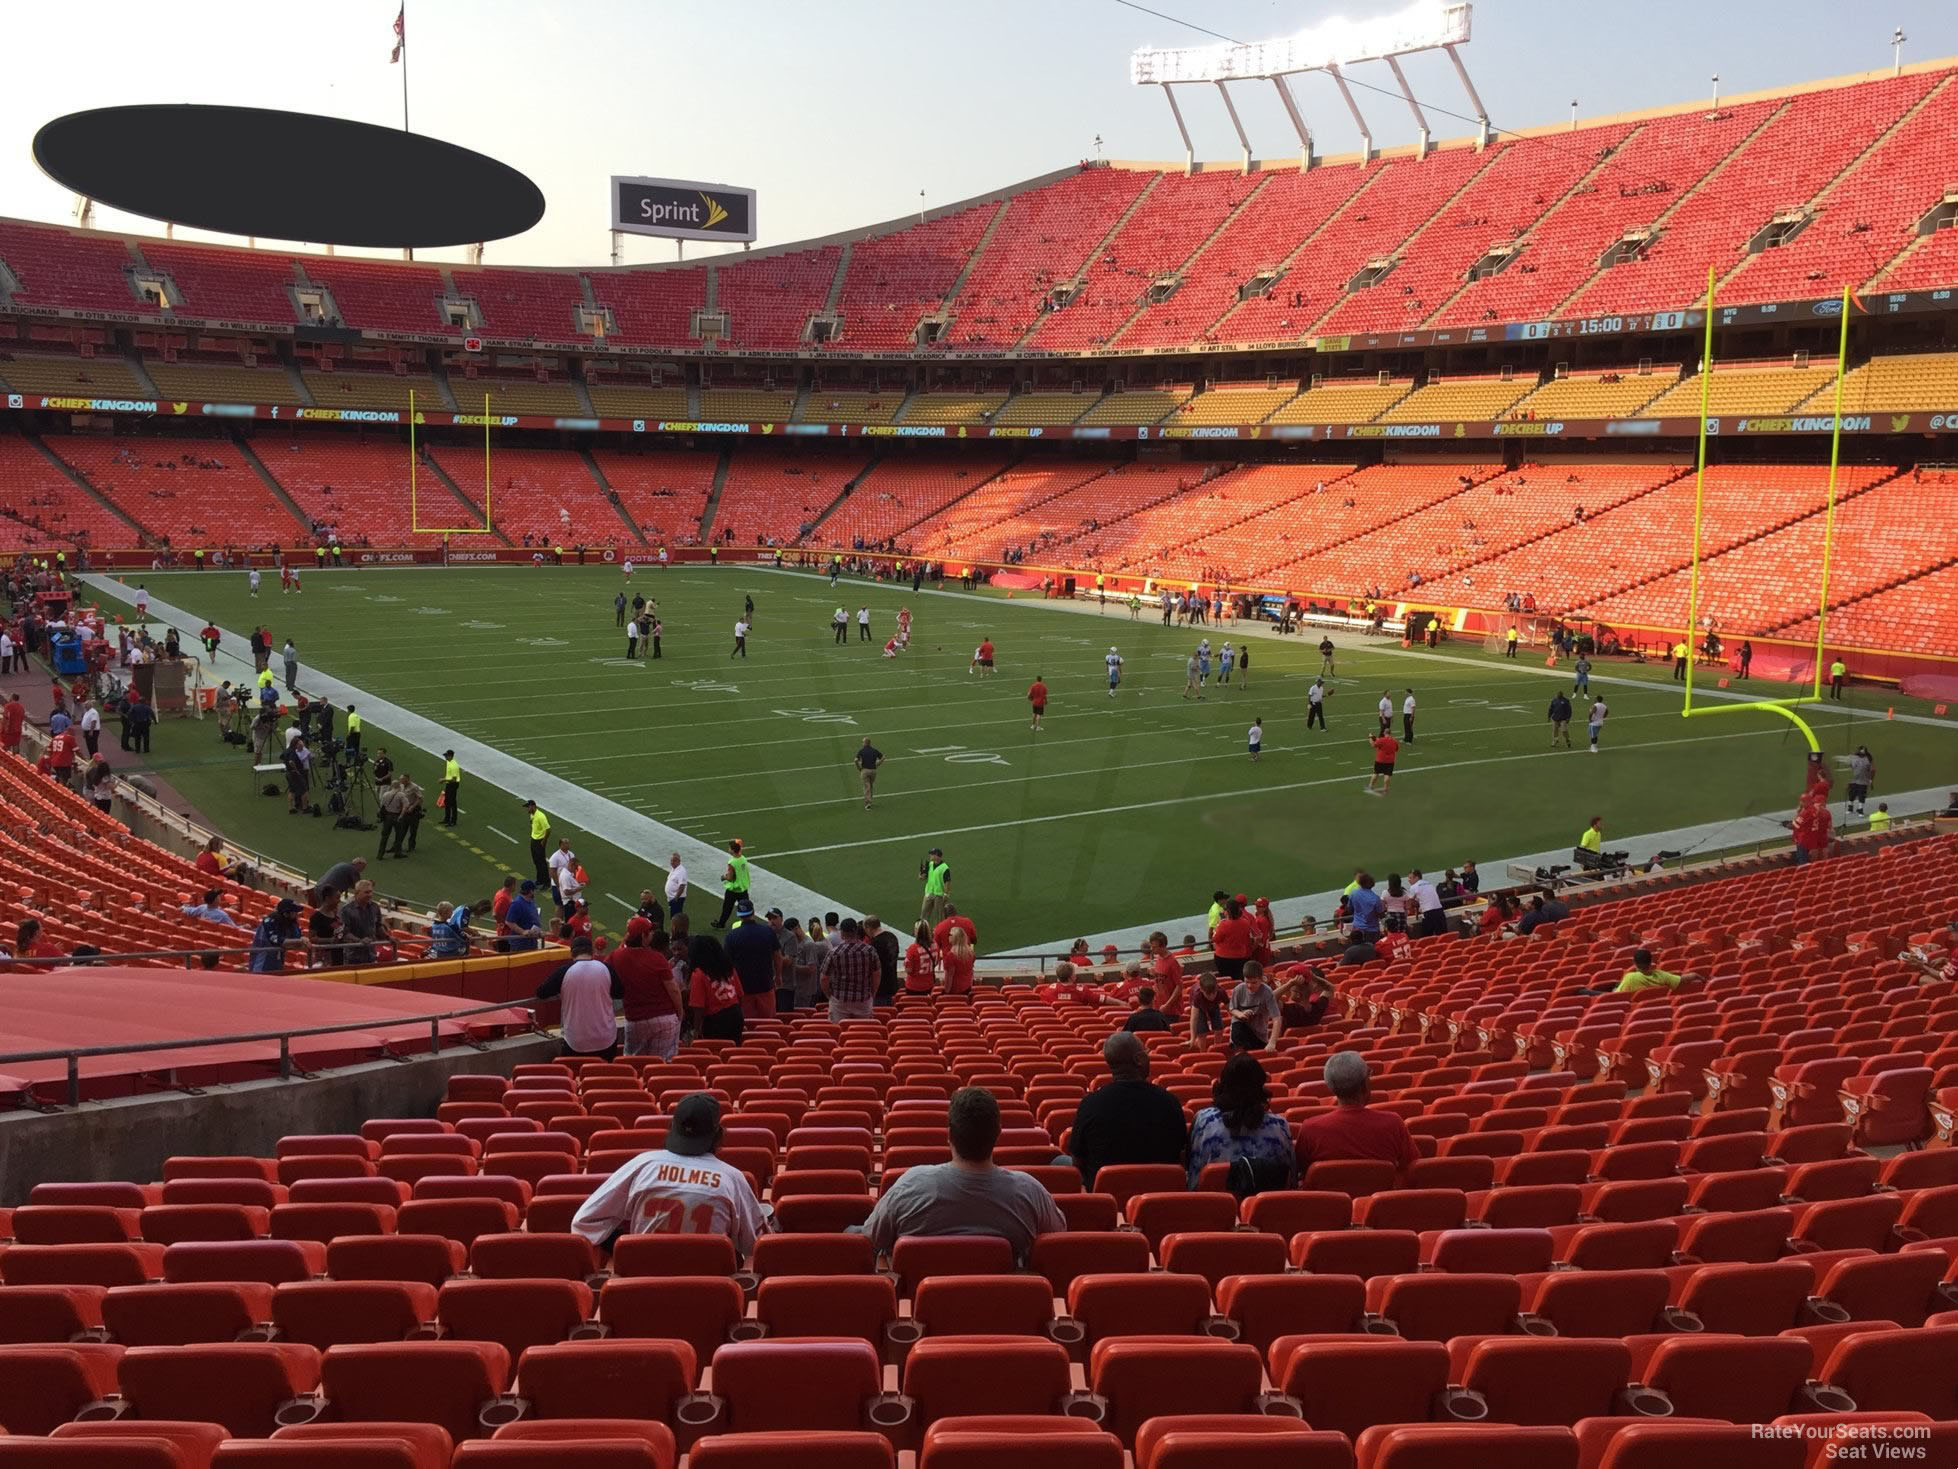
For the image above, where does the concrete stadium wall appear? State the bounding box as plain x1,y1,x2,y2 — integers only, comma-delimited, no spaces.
0,1032,559,1206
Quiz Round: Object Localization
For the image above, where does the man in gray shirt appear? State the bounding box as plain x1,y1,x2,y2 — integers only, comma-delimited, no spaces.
1229,962,1282,1051
1846,746,1875,815
857,1088,1064,1263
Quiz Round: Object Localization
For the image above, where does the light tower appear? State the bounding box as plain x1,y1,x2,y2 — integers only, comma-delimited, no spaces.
1129,0,1487,174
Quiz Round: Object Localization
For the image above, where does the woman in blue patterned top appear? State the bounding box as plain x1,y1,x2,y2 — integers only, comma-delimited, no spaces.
1186,1052,1296,1190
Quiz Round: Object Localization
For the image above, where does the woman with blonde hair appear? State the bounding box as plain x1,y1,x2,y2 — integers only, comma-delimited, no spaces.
941,925,975,995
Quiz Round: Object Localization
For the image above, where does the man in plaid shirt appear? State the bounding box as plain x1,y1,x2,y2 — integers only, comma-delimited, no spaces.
821,917,880,1021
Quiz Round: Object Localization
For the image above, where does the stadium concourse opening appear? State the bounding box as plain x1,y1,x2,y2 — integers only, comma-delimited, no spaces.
3,24,1958,1466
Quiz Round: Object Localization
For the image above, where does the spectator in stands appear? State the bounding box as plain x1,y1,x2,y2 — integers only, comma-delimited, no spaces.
1611,948,1689,995
0,694,22,755
933,903,978,956
1065,1033,1187,1187
307,895,345,968
426,901,470,958
310,858,365,908
724,897,779,1019
863,914,901,1002
1276,968,1335,1029
1793,790,1833,864
1186,968,1225,1040
1187,1053,1295,1191
858,1087,1065,1263
11,917,56,970
193,837,231,883
1294,1052,1417,1178
940,924,975,996
536,935,621,1059
248,898,303,974
1903,920,1958,982
1228,960,1281,1050
786,918,823,1008
1405,869,1445,937
612,916,682,1058
338,880,388,966
571,1093,771,1254
179,889,239,928
78,757,109,816
686,933,745,1043
504,880,543,952
1143,931,1185,1015
1122,987,1170,1033
904,922,938,994
1347,872,1382,940
44,721,77,788
1210,897,1255,982
821,917,880,1021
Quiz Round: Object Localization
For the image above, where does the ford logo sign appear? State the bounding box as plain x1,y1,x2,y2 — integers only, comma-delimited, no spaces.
1812,299,1844,317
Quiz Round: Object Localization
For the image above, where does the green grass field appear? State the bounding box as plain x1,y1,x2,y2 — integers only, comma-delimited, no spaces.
91,565,1957,953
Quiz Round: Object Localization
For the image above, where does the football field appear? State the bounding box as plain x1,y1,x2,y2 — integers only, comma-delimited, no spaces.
94,565,1958,954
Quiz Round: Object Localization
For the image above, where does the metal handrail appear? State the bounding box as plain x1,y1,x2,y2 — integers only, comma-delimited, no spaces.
0,941,520,968
0,996,543,1109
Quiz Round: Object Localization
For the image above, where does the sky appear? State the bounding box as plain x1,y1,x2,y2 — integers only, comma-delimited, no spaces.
1,0,1952,269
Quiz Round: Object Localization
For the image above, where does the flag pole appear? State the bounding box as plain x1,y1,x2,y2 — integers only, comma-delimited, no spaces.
399,2,410,132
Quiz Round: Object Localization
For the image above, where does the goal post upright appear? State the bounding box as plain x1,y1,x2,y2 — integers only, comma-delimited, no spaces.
1680,272,1851,756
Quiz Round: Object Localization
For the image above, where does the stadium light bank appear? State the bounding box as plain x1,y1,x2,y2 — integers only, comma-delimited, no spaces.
1129,0,1487,172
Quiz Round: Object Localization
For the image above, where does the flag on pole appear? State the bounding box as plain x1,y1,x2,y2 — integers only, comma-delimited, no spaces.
390,5,404,62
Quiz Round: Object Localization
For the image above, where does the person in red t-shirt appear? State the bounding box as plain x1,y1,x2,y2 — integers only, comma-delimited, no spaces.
1209,897,1256,981
1792,791,1832,864
1293,1051,1417,1178
1147,931,1185,1017
933,907,978,957
0,694,23,754
612,915,683,1059
46,728,77,787
904,921,938,993
970,639,996,677
1037,960,1103,1005
1250,898,1277,963
1366,731,1400,795
940,925,976,994
1027,675,1048,731
490,876,519,943
193,836,229,883
1373,915,1411,963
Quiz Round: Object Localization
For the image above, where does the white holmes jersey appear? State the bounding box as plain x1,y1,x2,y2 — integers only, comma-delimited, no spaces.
571,1147,770,1253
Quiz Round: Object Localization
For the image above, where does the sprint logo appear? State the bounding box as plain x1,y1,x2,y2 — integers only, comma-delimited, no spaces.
700,193,728,229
